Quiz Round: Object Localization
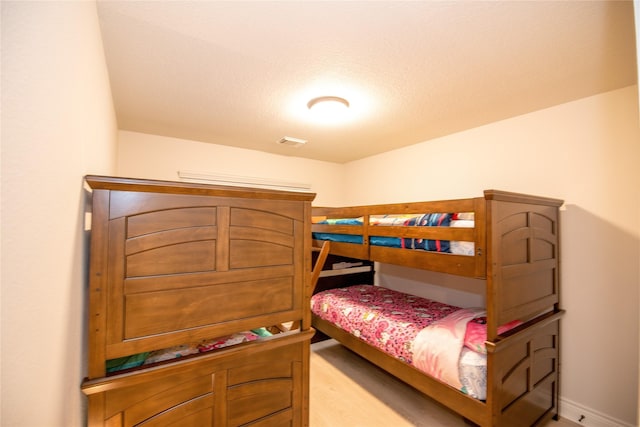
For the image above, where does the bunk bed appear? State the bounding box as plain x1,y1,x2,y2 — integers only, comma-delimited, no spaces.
310,190,564,427
81,175,317,427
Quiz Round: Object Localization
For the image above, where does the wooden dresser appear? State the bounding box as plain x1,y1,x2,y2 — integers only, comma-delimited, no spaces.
81,175,315,427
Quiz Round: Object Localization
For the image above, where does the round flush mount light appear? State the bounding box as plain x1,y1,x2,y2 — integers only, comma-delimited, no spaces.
307,96,350,123
307,96,350,110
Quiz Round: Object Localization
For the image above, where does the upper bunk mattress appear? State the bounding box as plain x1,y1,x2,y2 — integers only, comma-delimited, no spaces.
312,213,475,255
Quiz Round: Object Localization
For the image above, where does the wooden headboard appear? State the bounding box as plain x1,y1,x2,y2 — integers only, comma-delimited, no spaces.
84,175,316,378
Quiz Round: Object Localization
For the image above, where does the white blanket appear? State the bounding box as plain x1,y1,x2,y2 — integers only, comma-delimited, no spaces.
412,307,485,390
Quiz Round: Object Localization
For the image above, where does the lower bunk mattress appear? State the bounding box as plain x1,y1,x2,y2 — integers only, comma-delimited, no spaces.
311,285,520,400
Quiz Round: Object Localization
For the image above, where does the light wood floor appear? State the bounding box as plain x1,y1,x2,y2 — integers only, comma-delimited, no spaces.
310,339,578,427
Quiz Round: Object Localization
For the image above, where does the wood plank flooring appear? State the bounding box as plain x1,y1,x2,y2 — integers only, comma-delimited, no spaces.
310,339,578,427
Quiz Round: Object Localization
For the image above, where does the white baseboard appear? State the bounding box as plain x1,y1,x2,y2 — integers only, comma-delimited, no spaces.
559,397,635,427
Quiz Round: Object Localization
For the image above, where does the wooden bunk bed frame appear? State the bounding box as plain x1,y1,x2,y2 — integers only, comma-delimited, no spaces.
81,175,318,426
310,190,564,427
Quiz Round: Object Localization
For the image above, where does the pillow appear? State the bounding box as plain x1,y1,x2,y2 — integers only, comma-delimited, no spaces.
453,212,475,221
143,344,199,364
402,213,452,252
464,317,523,354
370,214,422,226
197,331,258,352
318,217,363,225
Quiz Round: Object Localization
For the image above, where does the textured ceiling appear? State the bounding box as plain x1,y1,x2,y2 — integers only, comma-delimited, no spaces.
97,1,637,164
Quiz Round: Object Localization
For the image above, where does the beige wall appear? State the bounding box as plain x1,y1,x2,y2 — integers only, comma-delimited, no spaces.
116,130,347,207
2,2,117,426
344,86,640,426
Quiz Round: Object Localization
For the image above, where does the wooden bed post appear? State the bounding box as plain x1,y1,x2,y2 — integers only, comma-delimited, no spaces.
473,197,487,279
86,189,110,379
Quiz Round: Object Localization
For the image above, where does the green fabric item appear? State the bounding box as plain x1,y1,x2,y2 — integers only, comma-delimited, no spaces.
251,327,273,337
106,352,149,373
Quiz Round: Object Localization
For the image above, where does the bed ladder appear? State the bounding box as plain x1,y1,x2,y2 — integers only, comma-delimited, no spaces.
310,240,331,295
272,241,330,333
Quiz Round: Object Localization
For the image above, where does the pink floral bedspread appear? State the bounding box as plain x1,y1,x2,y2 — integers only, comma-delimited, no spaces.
311,285,525,398
310,285,459,363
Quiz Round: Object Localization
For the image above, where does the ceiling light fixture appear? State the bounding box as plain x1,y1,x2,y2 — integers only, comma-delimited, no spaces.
307,96,350,123
307,96,350,110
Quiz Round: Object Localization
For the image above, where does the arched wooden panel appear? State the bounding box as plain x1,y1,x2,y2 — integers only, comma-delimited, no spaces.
231,207,294,234
102,365,215,427
127,240,216,277
227,379,294,425
230,240,293,269
127,207,217,237
493,317,559,427
490,202,560,325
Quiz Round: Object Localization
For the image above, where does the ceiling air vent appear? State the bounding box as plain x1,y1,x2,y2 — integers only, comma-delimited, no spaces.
277,136,307,147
